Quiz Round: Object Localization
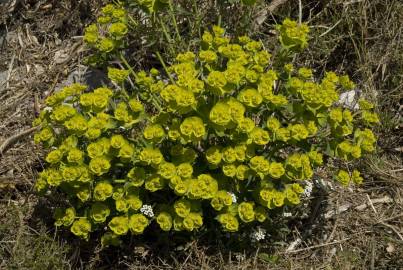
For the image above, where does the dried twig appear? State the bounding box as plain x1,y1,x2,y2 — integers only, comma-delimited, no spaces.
366,194,378,214
252,247,260,267
285,238,302,252
343,0,365,6
370,235,375,270
324,196,392,219
45,72,61,99
326,200,340,243
0,127,38,155
378,222,403,241
0,0,21,15
255,0,289,26
34,93,40,116
298,0,302,25
267,0,288,12
354,196,393,211
319,19,342,37
5,53,15,89
283,238,350,254
379,213,403,223
57,41,83,65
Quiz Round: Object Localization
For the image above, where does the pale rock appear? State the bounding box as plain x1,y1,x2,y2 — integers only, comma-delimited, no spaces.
338,89,360,110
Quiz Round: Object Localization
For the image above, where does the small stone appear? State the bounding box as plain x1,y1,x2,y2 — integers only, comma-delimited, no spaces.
338,89,360,110
386,242,395,253
53,49,70,64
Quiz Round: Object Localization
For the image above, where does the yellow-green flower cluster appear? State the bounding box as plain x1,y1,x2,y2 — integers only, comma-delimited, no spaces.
108,67,130,84
180,117,206,141
259,182,304,208
335,169,363,186
143,124,165,142
160,84,197,114
169,199,204,231
217,213,239,232
284,153,314,180
84,4,128,55
358,99,379,126
354,128,377,153
287,75,339,112
54,207,76,227
114,101,145,127
33,19,378,243
336,140,361,160
136,0,169,13
71,218,92,240
277,18,310,52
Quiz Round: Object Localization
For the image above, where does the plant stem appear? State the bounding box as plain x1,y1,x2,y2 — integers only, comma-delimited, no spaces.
168,0,181,41
127,14,138,28
120,53,164,112
156,51,175,84
120,85,130,100
157,17,176,56
149,93,164,112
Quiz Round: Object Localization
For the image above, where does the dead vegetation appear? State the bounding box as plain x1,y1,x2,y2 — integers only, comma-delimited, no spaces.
0,0,402,269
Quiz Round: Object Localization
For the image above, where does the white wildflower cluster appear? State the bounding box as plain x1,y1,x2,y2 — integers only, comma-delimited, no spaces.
250,227,266,242
235,253,246,261
283,212,292,217
302,180,313,198
140,204,154,217
228,192,237,203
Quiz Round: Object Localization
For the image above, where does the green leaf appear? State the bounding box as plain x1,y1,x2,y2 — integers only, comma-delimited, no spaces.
258,253,279,264
106,120,117,129
293,103,304,115
214,129,226,137
325,141,336,157
113,179,127,184
317,112,328,127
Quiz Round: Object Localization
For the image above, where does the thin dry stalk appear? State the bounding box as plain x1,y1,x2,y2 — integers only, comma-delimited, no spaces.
0,127,38,155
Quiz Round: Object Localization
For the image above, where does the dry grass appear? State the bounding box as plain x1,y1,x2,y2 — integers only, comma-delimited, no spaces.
0,0,402,269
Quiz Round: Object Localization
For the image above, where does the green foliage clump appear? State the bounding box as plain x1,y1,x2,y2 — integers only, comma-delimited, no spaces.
133,0,170,13
33,19,378,244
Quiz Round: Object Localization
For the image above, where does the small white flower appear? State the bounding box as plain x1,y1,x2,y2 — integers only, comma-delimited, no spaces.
44,106,53,112
235,253,246,261
250,227,266,242
302,180,313,198
283,212,292,217
140,204,154,218
228,192,237,203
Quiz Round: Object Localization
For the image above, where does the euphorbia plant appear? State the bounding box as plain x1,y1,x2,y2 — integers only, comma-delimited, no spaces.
33,18,378,245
